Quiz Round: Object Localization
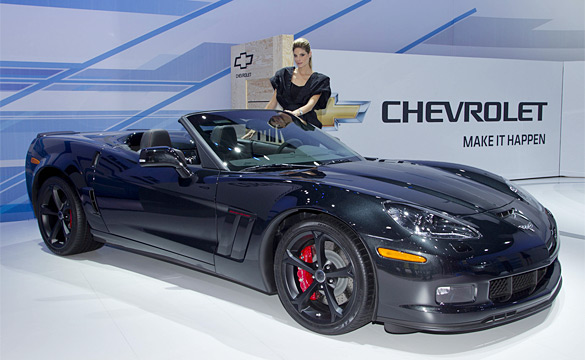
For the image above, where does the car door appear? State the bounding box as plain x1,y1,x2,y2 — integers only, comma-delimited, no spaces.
90,145,219,266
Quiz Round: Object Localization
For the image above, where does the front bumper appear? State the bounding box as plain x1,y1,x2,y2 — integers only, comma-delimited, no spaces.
375,258,562,333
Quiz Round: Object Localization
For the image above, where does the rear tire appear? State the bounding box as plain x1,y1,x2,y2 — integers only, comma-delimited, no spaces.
36,176,103,255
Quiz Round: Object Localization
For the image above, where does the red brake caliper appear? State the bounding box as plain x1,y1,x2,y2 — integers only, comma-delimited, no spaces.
298,245,319,300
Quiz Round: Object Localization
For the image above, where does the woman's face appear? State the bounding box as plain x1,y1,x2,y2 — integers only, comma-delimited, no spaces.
293,47,311,69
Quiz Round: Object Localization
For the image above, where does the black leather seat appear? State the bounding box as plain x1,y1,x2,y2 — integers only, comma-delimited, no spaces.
211,126,237,149
210,126,245,161
140,129,172,149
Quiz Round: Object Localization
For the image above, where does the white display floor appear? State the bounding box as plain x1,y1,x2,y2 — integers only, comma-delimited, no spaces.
1,178,584,360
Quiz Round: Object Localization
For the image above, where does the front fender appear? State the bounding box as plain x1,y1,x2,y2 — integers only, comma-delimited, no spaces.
26,136,106,231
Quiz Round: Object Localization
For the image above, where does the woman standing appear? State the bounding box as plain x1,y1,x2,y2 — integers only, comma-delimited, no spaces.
265,38,331,128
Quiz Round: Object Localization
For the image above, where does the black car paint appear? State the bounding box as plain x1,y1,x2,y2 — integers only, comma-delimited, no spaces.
25,111,561,333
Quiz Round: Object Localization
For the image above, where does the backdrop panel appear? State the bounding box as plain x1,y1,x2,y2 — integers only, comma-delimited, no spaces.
315,50,563,179
1,0,582,222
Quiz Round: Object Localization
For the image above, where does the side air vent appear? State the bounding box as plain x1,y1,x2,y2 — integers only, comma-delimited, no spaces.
496,208,515,218
91,151,101,168
89,189,100,215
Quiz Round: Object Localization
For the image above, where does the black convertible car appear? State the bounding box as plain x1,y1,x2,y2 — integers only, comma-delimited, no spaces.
25,109,561,335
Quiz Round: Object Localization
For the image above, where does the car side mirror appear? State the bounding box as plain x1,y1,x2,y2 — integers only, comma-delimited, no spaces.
139,146,193,179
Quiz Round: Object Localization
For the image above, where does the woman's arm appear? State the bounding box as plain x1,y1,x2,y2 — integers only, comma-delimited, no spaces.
265,90,278,109
292,93,322,117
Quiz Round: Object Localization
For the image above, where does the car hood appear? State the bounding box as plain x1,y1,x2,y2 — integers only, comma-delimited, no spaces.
300,160,518,216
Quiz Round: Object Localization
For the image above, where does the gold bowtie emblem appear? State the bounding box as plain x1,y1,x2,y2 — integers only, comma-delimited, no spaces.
316,96,368,128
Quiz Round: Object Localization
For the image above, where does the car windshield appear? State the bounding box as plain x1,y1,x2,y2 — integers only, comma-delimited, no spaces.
184,110,363,171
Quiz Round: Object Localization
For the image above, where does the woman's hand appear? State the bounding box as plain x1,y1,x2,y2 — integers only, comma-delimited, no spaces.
293,94,322,117
284,109,300,117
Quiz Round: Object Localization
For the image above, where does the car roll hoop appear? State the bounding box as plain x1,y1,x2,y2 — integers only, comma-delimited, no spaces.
139,147,193,179
137,129,194,179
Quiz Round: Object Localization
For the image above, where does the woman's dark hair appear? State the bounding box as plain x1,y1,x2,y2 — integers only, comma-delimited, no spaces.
293,38,312,68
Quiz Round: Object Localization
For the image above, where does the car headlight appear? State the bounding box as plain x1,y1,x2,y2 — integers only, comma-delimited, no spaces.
384,202,481,240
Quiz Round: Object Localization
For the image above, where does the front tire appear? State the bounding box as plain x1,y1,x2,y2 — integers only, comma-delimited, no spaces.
36,176,102,255
274,215,375,334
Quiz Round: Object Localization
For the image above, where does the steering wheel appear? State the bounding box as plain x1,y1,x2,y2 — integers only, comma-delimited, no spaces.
276,138,302,153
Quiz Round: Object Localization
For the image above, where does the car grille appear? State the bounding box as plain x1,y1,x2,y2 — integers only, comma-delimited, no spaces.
489,266,548,303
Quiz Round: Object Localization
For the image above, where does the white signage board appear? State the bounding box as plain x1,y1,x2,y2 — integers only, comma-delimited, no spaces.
315,50,563,179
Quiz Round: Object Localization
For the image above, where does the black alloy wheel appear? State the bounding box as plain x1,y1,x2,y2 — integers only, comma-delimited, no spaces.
274,215,375,335
37,176,102,255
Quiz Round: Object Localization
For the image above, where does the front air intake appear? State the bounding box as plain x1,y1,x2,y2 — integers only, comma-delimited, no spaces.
489,266,548,303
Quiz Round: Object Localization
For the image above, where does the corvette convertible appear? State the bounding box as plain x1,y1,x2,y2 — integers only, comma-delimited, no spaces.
25,109,561,335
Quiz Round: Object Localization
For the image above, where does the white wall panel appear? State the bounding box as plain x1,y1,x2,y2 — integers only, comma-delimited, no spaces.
560,62,585,177
315,50,564,179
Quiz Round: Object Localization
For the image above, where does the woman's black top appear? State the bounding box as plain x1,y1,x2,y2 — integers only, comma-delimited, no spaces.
270,67,331,128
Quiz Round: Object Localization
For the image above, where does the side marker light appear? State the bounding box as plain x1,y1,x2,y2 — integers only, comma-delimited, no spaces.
377,248,427,263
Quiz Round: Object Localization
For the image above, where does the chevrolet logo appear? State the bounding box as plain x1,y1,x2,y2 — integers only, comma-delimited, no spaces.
234,52,253,69
316,94,370,129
